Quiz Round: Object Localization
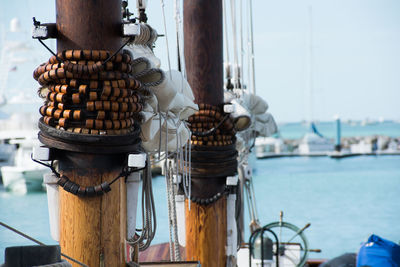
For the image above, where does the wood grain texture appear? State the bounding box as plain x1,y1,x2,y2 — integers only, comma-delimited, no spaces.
184,0,223,106
183,1,227,266
185,197,227,267
56,0,122,52
55,1,127,265
58,152,126,267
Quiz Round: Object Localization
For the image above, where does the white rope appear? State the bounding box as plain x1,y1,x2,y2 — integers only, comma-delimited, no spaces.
247,0,256,94
160,0,172,79
127,155,157,251
230,0,239,88
165,160,174,261
223,0,232,82
174,0,186,79
172,142,181,261
239,0,244,88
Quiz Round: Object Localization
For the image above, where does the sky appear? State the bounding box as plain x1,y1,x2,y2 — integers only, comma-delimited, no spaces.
1,0,399,123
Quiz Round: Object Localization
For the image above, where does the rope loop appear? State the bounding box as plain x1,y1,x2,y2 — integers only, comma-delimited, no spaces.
31,155,145,197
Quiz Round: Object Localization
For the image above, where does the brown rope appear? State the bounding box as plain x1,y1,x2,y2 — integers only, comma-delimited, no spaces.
34,50,145,135
182,104,238,179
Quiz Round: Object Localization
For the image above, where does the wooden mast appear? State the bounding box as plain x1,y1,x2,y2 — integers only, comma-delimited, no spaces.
184,1,228,266
54,1,126,266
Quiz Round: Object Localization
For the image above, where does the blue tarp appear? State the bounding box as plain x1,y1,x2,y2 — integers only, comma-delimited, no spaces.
357,234,400,267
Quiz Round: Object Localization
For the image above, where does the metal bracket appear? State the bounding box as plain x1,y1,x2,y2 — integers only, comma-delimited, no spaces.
32,20,140,39
242,163,252,180
32,146,54,161
127,153,147,168
223,103,235,114
32,23,57,39
122,22,141,37
226,175,239,186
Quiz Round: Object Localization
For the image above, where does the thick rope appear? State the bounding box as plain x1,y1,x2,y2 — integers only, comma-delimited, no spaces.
34,50,144,135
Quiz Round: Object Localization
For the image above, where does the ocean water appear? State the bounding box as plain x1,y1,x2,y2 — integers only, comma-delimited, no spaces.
278,120,400,139
1,155,399,263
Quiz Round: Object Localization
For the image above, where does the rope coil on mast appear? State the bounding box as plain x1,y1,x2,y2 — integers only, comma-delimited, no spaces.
34,48,148,135
179,103,238,205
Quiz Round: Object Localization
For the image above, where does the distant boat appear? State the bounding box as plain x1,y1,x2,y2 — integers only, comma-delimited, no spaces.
298,8,334,155
298,122,334,154
1,137,48,193
0,140,15,163
361,118,378,126
255,136,287,157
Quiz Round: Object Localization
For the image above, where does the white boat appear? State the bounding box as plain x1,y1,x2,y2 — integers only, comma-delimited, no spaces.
255,137,287,157
0,140,15,163
298,132,334,155
1,137,48,193
0,18,44,186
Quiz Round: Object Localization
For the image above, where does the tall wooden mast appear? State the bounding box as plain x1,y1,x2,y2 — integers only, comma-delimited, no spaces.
184,1,231,266
42,1,127,266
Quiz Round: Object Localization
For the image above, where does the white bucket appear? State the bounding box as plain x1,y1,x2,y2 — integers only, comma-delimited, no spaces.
43,172,60,242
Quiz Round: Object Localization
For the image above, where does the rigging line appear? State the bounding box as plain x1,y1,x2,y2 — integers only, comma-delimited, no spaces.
171,153,181,261
158,102,162,160
174,0,186,79
308,6,314,123
144,154,157,249
165,161,174,261
129,160,156,250
174,0,182,73
239,0,244,85
0,221,88,267
243,180,254,224
223,0,231,80
248,0,256,94
249,175,260,222
160,0,172,79
230,0,239,88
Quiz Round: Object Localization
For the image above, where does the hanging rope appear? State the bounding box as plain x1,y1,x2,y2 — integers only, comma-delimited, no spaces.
239,0,244,86
160,0,172,79
164,160,182,261
174,0,185,78
247,0,256,94
230,0,240,89
223,0,234,90
127,155,157,251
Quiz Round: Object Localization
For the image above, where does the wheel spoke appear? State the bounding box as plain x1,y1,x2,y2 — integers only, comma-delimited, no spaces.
286,223,310,244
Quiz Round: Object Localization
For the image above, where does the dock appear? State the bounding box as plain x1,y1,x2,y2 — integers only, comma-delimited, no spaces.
257,151,400,159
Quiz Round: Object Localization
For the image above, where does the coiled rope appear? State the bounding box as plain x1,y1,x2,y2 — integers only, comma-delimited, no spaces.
34,49,144,135
179,103,238,205
189,104,236,146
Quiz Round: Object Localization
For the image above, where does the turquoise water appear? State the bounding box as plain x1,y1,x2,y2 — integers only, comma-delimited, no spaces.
250,156,400,259
278,121,400,139
1,155,399,262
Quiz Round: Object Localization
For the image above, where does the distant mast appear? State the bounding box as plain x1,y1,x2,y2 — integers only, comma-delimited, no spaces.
307,6,314,124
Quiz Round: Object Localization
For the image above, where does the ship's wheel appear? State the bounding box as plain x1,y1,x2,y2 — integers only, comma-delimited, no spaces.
263,222,308,266
260,212,315,267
